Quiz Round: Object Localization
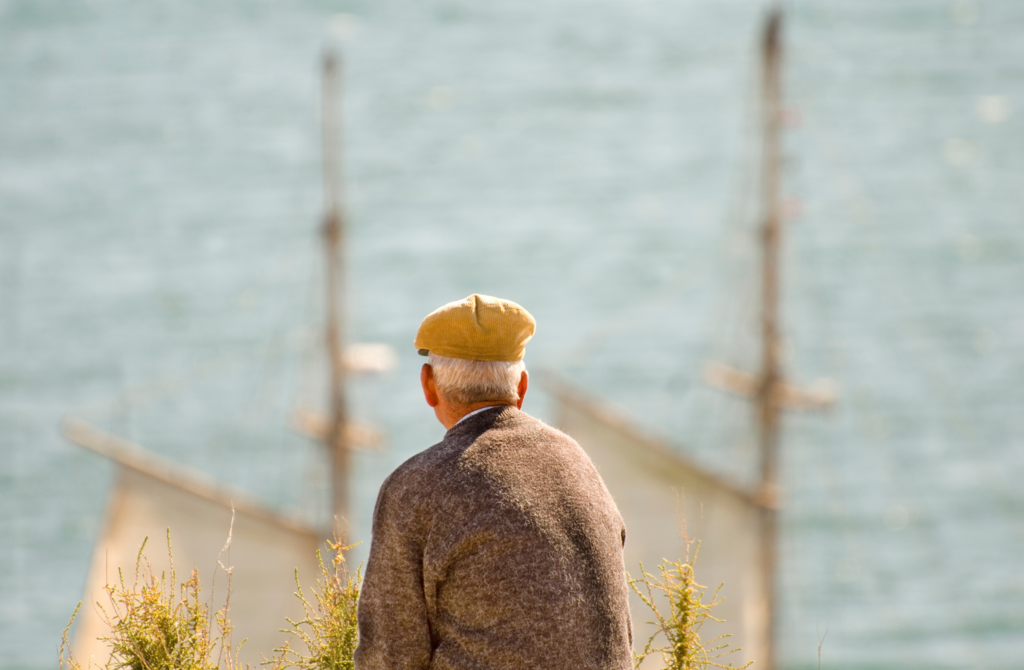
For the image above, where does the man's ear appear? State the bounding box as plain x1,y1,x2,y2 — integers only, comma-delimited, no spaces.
421,364,440,408
515,370,529,409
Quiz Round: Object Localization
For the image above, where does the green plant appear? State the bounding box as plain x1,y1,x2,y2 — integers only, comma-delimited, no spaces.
630,542,752,670
265,540,361,670
60,602,83,670
60,529,243,670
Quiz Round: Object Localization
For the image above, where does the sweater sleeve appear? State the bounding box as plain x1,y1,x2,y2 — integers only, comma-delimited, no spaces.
354,474,433,670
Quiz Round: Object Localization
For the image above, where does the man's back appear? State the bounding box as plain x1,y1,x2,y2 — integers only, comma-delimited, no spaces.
355,406,633,670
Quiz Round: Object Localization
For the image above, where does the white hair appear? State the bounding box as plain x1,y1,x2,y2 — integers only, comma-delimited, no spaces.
427,353,525,406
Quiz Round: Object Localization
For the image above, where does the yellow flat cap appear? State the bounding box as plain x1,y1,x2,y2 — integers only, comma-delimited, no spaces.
415,294,536,362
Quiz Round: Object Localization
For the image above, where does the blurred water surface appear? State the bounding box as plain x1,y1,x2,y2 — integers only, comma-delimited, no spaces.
2,0,1023,668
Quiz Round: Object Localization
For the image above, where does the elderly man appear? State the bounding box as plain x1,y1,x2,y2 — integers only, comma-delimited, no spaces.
354,294,633,670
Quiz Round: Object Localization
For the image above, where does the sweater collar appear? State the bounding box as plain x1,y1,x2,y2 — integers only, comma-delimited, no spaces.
454,405,503,426
444,405,518,439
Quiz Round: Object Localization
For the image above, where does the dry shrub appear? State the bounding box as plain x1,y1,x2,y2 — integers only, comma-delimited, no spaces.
631,542,752,670
60,529,243,670
264,539,361,670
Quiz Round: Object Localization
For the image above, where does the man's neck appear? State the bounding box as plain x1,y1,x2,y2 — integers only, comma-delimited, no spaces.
436,401,513,430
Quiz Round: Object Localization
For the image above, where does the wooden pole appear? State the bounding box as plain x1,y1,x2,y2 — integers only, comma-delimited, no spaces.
321,50,350,539
757,10,784,670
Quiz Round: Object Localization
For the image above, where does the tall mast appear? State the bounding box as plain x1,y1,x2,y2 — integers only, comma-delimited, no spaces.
703,10,834,666
757,10,784,670
321,50,350,538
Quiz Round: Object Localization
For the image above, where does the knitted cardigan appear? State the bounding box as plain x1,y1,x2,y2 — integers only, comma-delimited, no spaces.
354,406,633,670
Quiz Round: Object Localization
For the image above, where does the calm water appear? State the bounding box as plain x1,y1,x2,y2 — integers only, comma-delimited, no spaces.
2,0,1023,668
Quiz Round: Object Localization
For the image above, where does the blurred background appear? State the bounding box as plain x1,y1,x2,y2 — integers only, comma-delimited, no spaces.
2,0,1023,667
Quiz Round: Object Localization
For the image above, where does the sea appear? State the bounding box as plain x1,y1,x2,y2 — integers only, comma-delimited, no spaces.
2,0,1022,668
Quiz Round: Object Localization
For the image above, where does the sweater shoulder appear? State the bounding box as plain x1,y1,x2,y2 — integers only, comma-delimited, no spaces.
531,415,579,446
499,410,579,447
511,412,596,464
379,437,453,498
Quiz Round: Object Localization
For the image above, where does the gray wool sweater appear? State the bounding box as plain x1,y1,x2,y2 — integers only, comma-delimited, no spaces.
354,406,633,670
